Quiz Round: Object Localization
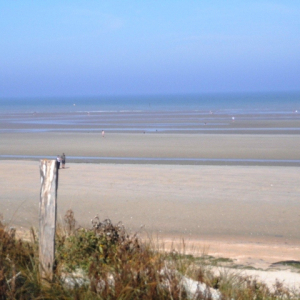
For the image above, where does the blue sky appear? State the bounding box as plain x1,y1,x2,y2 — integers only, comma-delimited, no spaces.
1,1,299,97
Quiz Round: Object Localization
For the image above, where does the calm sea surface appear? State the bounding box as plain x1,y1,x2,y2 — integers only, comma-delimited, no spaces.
1,93,300,113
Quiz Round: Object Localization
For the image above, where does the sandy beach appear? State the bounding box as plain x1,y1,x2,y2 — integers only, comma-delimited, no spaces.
1,131,300,264
1,114,300,289
2,2,300,293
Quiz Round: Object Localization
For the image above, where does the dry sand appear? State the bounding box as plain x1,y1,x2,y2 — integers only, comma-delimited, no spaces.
1,160,299,264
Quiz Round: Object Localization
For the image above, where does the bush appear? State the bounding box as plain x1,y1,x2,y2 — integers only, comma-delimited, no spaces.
0,211,298,299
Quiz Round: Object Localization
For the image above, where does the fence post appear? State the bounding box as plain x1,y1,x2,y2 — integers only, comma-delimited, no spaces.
39,159,58,280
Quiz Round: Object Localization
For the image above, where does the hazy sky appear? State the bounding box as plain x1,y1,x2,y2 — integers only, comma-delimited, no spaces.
1,1,299,97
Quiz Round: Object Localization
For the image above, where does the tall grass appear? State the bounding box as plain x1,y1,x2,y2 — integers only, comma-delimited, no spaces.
0,211,298,299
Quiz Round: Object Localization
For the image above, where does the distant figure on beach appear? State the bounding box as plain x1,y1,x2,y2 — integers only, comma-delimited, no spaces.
102,130,105,137
56,155,61,169
61,153,66,168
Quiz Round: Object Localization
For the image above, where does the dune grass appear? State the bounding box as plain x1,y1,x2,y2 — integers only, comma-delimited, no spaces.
0,211,299,299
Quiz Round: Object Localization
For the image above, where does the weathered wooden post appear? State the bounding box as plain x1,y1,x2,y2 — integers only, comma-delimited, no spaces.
39,159,58,280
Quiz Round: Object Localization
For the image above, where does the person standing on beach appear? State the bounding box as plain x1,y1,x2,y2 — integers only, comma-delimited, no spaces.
56,155,61,169
61,153,66,168
102,130,105,137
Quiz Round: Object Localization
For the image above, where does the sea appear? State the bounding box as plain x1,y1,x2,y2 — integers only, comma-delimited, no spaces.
1,92,300,113
1,92,300,134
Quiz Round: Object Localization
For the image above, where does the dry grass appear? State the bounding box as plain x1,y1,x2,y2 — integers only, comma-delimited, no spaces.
0,211,299,299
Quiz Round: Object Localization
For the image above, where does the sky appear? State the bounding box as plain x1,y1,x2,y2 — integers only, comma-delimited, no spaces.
1,1,300,97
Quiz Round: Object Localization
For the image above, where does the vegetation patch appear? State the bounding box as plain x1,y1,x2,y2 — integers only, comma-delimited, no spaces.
271,260,300,270
0,211,298,299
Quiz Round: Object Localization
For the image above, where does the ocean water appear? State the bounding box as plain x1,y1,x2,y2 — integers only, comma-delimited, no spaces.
1,92,300,133
1,92,300,113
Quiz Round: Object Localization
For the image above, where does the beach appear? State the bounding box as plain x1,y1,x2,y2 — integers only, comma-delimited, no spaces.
1,94,300,279
1,130,300,269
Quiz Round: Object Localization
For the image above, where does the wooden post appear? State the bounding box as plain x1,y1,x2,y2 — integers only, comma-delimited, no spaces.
39,159,58,280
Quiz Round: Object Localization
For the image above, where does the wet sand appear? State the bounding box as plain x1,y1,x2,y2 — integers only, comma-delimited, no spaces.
1,132,300,164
